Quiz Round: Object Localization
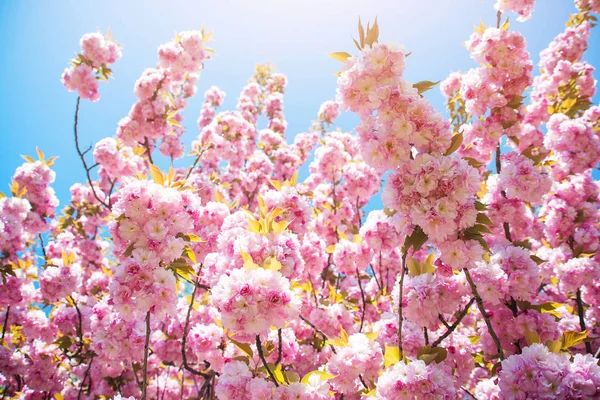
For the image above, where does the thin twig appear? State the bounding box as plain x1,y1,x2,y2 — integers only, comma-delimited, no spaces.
70,296,84,357
143,137,154,165
77,355,94,400
462,386,478,400
464,268,504,360
256,336,278,387
184,155,202,181
275,328,283,366
73,97,110,209
299,315,337,354
432,298,475,347
142,311,151,399
398,250,408,358
1,306,10,340
356,267,367,332
182,280,209,377
38,234,47,260
575,288,593,354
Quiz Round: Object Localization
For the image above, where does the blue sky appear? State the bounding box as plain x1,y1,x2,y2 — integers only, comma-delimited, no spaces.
1,0,598,209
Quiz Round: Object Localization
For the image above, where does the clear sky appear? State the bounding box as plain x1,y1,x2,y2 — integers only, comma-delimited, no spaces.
1,0,598,209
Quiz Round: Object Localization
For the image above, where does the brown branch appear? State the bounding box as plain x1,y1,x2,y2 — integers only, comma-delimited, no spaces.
256,336,278,387
142,311,151,399
356,267,367,332
576,288,593,354
464,268,504,360
77,355,94,400
275,328,283,366
432,298,475,347
398,250,408,358
299,315,337,354
73,97,111,209
1,306,10,341
143,137,154,165
181,280,211,378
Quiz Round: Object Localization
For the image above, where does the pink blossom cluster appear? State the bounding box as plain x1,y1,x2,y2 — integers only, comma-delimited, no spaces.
576,0,600,12
338,43,452,173
116,30,211,163
539,171,600,250
498,151,551,205
544,111,600,180
198,86,226,128
456,28,532,117
402,272,465,329
494,0,536,22
211,267,300,342
525,21,594,131
382,154,480,242
0,197,32,256
108,180,195,319
193,111,257,169
61,31,121,101
317,100,340,124
375,359,457,399
93,137,146,181
441,27,533,160
326,333,383,393
499,344,600,399
13,161,59,221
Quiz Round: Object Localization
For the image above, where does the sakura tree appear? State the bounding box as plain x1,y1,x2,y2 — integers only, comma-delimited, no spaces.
1,1,600,399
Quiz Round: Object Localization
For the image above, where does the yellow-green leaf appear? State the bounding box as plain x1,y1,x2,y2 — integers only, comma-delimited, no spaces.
524,329,541,345
561,330,590,350
229,337,253,358
182,245,197,264
328,52,352,63
301,370,336,385
384,345,400,367
149,164,165,186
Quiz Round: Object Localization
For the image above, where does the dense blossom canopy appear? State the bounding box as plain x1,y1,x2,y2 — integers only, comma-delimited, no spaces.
2,1,600,399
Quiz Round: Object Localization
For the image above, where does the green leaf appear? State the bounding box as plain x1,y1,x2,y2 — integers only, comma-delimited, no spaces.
507,95,525,109
476,213,494,226
416,345,447,365
474,201,487,211
403,226,428,254
530,255,547,265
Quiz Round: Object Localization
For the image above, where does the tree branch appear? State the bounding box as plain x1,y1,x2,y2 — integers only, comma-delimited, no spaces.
464,268,504,360
398,250,408,358
73,97,111,209
356,267,367,332
432,298,475,347
576,288,593,354
256,336,278,387
142,311,151,399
